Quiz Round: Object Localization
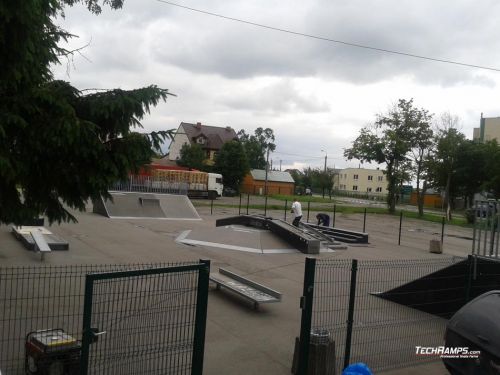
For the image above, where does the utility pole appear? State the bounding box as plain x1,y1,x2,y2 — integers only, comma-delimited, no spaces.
264,147,270,196
279,159,282,171
321,150,328,198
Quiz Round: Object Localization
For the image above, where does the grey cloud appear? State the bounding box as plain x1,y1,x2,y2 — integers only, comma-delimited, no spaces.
221,80,330,114
147,0,500,86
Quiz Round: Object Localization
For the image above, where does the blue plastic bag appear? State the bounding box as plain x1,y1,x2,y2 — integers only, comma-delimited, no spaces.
342,362,373,375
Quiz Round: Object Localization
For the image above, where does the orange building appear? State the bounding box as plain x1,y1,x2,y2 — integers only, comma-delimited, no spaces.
241,170,295,195
409,191,443,208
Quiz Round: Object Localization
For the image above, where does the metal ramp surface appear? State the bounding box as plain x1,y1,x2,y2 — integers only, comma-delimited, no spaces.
93,192,201,220
215,215,347,254
210,268,282,309
301,222,369,244
11,226,69,251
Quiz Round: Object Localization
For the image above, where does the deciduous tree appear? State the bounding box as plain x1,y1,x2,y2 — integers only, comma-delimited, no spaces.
177,144,206,171
214,141,249,190
344,99,428,213
238,127,276,169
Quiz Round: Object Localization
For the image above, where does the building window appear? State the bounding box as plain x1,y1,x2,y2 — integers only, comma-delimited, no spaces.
197,137,205,145
378,176,383,182
353,174,359,180
353,185,358,191
367,187,372,192
368,175,373,181
376,187,382,192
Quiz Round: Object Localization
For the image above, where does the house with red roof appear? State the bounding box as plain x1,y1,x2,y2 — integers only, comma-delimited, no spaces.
167,122,238,165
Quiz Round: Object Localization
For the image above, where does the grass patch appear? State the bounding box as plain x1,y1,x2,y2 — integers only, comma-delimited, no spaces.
191,200,468,226
269,194,338,204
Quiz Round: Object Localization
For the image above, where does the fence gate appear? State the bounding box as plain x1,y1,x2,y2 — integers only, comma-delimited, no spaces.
472,200,500,257
80,263,209,375
296,257,473,374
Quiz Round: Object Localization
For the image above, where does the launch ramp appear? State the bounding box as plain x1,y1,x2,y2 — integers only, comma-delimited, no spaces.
374,256,500,319
93,192,200,220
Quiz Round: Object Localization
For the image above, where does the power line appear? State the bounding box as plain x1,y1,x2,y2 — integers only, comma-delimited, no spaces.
273,151,323,159
156,0,500,73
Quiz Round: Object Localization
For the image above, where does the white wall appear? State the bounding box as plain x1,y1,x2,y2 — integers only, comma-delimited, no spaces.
168,124,190,161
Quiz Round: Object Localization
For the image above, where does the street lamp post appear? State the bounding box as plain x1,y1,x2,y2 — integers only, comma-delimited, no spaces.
264,147,270,196
321,149,328,198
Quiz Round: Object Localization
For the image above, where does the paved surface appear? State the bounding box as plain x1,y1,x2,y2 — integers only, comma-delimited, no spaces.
0,197,471,374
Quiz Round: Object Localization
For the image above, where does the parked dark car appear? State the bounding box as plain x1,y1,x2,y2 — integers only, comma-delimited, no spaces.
222,187,238,197
443,291,500,374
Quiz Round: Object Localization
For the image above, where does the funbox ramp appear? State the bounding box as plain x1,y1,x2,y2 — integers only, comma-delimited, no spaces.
93,192,200,220
374,256,500,319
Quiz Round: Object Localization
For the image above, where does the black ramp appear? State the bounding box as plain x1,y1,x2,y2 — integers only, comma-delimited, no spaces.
375,256,500,319
376,259,469,319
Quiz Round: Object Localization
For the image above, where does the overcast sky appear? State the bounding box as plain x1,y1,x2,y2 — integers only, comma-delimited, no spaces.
52,0,500,171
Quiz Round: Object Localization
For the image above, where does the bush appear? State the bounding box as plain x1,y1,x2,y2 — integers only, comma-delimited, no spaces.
464,208,475,224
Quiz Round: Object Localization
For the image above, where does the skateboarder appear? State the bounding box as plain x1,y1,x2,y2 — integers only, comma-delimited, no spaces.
316,213,330,226
291,198,302,227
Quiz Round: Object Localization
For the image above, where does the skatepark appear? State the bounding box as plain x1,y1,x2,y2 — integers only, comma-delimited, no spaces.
0,192,478,374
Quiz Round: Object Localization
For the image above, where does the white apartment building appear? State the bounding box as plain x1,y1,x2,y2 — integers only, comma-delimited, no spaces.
333,167,388,194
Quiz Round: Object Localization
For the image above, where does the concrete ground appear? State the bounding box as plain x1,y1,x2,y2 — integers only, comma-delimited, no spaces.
0,197,471,374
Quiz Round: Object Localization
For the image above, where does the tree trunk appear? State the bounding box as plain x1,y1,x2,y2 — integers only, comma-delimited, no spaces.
418,180,427,217
445,172,452,221
386,161,396,214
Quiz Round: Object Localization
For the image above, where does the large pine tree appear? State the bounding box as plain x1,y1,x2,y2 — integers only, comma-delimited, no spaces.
0,0,174,224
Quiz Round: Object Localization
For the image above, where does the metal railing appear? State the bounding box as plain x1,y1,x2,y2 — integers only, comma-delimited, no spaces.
111,175,189,195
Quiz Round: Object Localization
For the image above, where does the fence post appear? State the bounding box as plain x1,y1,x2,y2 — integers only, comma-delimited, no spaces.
465,255,474,304
210,199,214,215
363,208,367,233
398,211,403,245
297,257,316,375
192,260,210,375
332,204,336,228
246,194,250,215
264,196,268,216
441,216,445,244
284,200,288,221
343,259,358,370
472,211,477,255
238,194,242,215
80,276,95,375
307,201,311,223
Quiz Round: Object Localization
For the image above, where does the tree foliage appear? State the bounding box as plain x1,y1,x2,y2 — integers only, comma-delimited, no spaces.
0,0,174,224
427,125,466,219
213,141,249,190
289,167,335,195
177,144,206,171
344,99,431,213
238,127,276,169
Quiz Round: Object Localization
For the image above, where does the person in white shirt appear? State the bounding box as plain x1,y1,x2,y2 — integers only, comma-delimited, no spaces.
291,198,303,227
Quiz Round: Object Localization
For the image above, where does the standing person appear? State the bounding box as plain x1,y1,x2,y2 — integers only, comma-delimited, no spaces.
291,198,303,227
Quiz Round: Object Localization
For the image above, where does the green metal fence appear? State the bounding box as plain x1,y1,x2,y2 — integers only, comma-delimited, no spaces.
297,257,475,374
0,262,209,375
472,200,499,257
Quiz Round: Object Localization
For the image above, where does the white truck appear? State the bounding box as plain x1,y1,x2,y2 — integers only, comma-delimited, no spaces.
151,169,223,199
